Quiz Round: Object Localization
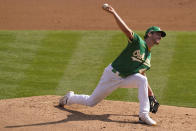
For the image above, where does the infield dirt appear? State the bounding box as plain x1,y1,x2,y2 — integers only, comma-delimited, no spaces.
1,96,196,131
0,0,196,131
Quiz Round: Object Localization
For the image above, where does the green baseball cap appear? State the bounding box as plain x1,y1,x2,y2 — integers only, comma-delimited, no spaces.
145,26,166,37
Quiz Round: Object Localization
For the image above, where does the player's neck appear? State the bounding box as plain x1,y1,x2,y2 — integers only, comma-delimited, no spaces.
145,38,154,51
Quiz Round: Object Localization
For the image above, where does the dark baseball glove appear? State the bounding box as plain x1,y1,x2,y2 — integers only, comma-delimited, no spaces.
149,96,160,114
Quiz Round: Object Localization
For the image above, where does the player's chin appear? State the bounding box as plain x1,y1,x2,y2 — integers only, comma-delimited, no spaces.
155,40,160,45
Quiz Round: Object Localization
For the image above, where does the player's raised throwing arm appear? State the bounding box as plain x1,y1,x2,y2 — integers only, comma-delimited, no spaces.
103,4,134,40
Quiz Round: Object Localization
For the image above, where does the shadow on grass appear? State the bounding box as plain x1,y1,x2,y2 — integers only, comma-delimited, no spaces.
5,105,141,128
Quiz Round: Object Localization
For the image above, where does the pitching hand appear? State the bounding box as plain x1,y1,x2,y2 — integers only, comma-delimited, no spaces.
102,4,115,14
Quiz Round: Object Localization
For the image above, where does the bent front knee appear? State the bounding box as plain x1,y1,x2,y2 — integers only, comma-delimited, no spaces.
136,74,148,86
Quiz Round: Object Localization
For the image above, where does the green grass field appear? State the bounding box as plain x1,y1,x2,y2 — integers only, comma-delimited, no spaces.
0,30,195,108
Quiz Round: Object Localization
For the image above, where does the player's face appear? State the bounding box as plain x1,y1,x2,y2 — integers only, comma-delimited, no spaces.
151,32,162,45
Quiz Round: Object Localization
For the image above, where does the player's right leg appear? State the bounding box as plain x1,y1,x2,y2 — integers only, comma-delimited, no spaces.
59,64,122,107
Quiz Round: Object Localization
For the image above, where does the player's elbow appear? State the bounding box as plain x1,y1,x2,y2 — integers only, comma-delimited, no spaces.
125,30,133,40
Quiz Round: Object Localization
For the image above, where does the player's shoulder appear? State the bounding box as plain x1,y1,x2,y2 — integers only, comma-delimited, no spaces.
128,32,143,43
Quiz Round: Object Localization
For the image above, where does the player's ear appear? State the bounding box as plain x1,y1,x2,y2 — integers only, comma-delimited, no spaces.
147,31,153,37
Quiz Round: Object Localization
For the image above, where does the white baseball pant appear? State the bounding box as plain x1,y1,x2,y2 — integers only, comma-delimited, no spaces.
68,64,150,115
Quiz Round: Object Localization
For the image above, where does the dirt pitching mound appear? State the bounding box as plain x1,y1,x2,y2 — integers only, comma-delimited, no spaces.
0,96,195,131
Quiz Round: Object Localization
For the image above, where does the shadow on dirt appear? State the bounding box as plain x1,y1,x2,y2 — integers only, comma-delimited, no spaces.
5,105,141,128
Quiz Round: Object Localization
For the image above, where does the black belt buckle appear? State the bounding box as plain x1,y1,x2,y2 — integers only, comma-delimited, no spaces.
119,73,126,78
112,68,126,78
112,68,117,73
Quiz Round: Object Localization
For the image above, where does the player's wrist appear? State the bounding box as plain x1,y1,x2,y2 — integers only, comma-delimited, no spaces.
148,90,154,96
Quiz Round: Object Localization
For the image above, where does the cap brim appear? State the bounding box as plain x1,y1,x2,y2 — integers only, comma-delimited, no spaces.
158,31,166,37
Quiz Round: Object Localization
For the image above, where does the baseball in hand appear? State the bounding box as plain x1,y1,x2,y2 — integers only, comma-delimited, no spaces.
102,3,109,10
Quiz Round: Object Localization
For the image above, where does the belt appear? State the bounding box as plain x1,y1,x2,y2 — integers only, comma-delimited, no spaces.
111,68,127,78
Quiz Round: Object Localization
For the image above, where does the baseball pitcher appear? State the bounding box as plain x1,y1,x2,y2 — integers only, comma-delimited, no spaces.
59,4,166,126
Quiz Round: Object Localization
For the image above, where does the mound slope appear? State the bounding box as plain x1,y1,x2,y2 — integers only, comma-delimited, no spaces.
0,96,195,131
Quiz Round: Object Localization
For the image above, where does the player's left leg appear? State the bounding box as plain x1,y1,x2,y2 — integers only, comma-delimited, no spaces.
120,73,150,114
120,73,156,125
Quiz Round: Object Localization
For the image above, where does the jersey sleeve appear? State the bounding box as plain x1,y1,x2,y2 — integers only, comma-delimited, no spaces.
128,33,141,44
